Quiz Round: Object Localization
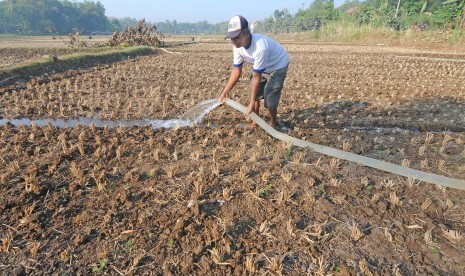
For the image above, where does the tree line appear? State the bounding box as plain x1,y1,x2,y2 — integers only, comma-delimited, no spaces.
118,17,227,35
0,0,463,35
0,0,121,35
256,0,465,33
0,0,226,35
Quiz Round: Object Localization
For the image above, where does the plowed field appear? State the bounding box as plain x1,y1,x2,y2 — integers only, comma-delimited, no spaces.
1,41,465,275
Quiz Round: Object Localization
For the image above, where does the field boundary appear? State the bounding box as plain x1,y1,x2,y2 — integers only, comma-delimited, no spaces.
0,46,156,87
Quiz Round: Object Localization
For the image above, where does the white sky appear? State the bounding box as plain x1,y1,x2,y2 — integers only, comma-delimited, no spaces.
80,0,346,23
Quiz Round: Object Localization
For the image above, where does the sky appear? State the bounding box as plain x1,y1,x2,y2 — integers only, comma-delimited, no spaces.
84,0,346,24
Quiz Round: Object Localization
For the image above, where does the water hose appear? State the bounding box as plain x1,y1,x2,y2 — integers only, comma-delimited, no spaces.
223,98,465,190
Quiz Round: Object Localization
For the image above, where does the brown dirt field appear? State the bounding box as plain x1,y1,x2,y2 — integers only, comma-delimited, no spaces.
1,41,465,275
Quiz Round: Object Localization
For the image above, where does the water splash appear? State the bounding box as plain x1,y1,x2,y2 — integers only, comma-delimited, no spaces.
150,99,221,129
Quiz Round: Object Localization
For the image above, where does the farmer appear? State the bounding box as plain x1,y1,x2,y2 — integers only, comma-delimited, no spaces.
218,15,289,129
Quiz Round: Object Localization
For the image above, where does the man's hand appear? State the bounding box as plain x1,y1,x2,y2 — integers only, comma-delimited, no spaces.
218,92,226,104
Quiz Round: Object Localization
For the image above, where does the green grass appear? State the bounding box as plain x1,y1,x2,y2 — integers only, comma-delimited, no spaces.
2,46,152,71
261,184,273,197
0,46,155,84
123,238,134,253
308,20,393,44
59,46,152,62
92,258,107,273
145,170,155,178
447,29,465,44
430,246,440,255
286,147,294,157
286,19,465,48
0,34,20,39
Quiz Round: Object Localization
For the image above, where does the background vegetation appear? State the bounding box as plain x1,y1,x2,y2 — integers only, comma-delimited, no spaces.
255,0,464,33
0,0,118,35
0,0,463,37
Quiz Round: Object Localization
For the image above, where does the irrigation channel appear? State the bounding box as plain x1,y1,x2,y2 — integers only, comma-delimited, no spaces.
0,99,222,129
1,98,464,190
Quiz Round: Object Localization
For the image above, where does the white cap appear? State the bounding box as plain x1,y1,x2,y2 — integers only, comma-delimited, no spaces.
225,15,248,39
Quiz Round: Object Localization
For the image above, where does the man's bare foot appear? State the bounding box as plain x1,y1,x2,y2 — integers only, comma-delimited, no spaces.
246,122,258,129
269,122,276,128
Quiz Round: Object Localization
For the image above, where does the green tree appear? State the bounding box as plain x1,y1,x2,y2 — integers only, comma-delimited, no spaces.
172,19,178,34
0,0,21,33
294,0,335,31
118,17,139,28
75,1,109,33
165,20,171,33
442,0,465,28
0,0,112,34
108,18,122,32
257,16,275,33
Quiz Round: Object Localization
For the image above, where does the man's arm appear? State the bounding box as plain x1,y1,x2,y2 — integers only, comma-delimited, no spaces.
218,66,242,102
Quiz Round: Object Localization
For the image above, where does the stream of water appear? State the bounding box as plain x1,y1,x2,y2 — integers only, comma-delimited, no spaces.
150,99,221,129
0,99,222,130
0,98,458,135
0,117,148,128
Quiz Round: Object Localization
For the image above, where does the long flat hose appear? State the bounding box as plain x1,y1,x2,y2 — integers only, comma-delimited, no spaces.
224,99,465,190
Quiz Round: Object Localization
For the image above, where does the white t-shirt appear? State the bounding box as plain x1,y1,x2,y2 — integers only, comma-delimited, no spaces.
233,33,289,74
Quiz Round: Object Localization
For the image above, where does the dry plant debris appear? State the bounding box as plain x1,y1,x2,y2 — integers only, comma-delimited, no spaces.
0,41,464,275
